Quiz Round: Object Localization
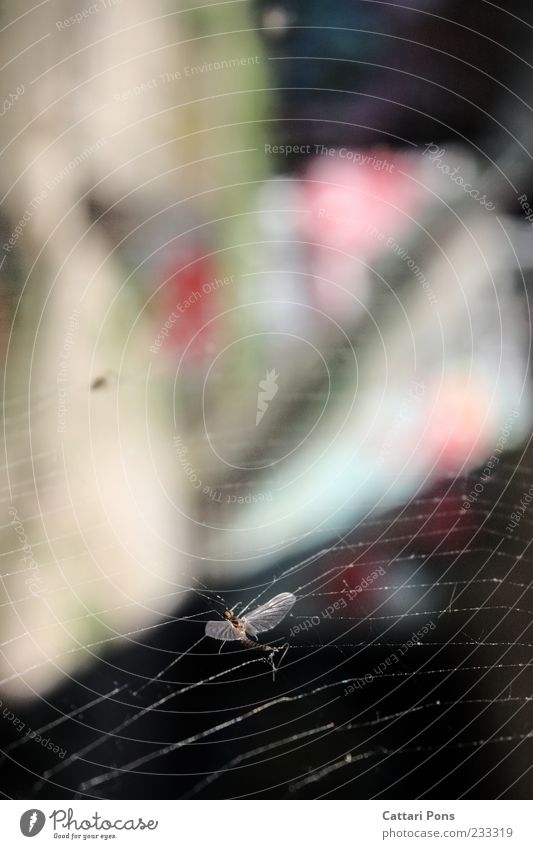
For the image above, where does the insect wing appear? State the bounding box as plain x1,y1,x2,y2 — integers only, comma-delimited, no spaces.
243,592,296,635
205,620,241,641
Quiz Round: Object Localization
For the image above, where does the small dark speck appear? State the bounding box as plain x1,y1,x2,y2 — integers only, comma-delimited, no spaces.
90,376,108,390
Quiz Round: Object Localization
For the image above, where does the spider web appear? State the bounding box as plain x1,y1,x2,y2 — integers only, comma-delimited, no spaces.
1,400,532,801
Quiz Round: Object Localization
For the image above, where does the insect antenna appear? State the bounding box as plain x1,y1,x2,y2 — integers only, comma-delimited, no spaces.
132,635,206,697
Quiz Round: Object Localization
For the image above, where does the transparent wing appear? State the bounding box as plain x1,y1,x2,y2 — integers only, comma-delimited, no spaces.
242,592,296,635
205,620,241,641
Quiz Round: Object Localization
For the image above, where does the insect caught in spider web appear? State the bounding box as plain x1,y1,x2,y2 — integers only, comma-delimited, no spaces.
205,591,296,678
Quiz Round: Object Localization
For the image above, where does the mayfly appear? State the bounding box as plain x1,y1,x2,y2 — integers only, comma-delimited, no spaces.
205,591,296,677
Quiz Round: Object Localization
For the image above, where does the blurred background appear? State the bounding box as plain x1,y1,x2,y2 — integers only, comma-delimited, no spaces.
1,0,533,799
